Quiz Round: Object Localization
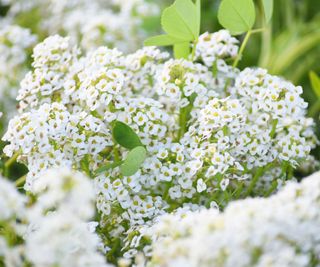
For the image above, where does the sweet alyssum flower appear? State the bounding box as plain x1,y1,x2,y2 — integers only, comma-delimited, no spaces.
0,176,26,267
0,168,112,267
1,0,159,53
0,0,161,134
0,24,36,127
2,31,318,259
144,171,320,267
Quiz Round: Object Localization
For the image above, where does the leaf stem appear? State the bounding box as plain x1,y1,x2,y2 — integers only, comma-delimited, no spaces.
223,28,265,95
232,30,252,68
4,151,20,169
94,161,124,176
250,28,266,34
4,151,20,177
177,93,196,141
191,39,198,61
233,28,265,68
264,180,278,197
245,167,264,197
15,174,26,187
178,106,188,141
113,146,120,163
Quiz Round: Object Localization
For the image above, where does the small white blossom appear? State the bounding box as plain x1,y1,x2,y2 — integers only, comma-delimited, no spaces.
145,172,320,267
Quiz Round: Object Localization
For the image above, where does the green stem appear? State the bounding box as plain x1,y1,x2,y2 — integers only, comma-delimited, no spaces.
178,107,188,140
15,174,26,187
4,151,20,177
233,29,265,69
4,151,19,169
233,182,244,199
94,161,124,176
264,180,278,197
245,167,264,197
113,146,120,163
191,39,198,61
250,28,266,34
223,28,265,95
269,119,278,138
232,30,252,68
177,94,196,141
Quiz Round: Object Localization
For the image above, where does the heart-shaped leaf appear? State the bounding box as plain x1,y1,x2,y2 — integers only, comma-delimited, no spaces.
145,0,201,48
174,42,191,59
218,0,256,35
144,34,185,46
163,0,199,39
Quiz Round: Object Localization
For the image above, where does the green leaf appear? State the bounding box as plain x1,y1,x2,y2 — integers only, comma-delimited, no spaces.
161,0,197,40
195,0,201,35
95,161,124,175
80,155,91,176
174,42,191,59
144,34,184,46
309,71,320,98
144,0,201,58
112,121,143,150
269,118,278,138
120,146,147,176
218,0,256,35
262,0,273,23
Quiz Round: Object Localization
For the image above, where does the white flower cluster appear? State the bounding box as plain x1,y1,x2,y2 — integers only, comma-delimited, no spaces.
182,67,317,180
196,30,239,67
17,35,80,112
0,169,112,267
0,176,26,267
2,0,159,53
3,102,112,191
145,171,320,267
3,32,317,258
0,0,161,135
25,168,111,267
0,25,36,98
230,68,317,166
0,25,36,123
0,174,26,221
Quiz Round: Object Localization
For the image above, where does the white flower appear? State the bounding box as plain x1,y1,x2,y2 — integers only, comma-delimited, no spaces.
25,168,112,267
196,30,239,67
196,179,206,193
145,172,320,267
2,32,317,263
0,176,26,221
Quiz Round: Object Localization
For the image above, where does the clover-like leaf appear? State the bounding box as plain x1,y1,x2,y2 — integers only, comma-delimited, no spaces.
163,0,199,39
145,0,201,48
144,34,184,46
218,0,256,35
174,42,191,59
112,121,143,150
120,146,147,176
